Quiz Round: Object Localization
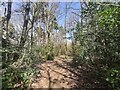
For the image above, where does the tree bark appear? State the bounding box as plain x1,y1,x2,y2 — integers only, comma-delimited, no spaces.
6,1,12,41
19,2,30,48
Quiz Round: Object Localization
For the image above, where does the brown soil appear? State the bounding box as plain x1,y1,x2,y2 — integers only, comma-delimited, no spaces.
30,56,82,88
30,56,109,89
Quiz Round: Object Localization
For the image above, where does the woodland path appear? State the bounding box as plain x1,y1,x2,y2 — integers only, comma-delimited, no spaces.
30,56,84,88
30,56,107,89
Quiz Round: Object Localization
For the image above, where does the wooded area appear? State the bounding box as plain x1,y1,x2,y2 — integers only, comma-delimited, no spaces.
0,1,120,89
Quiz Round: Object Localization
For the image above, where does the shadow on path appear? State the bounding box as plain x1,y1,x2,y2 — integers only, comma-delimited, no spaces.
30,56,111,89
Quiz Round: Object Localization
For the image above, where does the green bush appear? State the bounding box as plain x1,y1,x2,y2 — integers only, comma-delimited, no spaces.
33,45,55,60
46,53,54,60
2,65,35,88
2,48,39,88
106,68,120,90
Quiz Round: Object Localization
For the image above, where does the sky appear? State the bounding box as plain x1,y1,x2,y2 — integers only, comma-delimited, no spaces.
1,0,120,2
11,2,80,26
57,2,80,26
0,2,80,42
0,2,80,25
1,0,80,2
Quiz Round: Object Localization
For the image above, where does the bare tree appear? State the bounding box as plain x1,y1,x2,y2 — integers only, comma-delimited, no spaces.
19,2,30,48
6,0,12,41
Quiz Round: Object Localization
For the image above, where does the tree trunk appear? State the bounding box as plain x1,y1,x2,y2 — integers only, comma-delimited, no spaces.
6,1,12,41
5,1,12,61
19,2,30,48
31,17,35,52
13,2,30,61
64,4,67,58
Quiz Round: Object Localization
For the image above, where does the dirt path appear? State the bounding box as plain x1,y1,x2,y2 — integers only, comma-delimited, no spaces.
29,56,110,89
30,56,83,88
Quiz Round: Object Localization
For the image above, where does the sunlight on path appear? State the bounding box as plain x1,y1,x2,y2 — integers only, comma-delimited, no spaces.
30,56,80,88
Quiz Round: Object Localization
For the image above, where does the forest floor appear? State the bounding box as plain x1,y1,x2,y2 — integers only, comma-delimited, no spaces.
30,55,108,89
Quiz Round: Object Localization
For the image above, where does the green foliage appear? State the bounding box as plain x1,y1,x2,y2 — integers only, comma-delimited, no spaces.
33,44,55,60
106,68,120,90
2,45,39,88
54,21,59,30
46,44,54,60
2,64,35,88
73,3,120,89
2,2,120,89
46,53,54,60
